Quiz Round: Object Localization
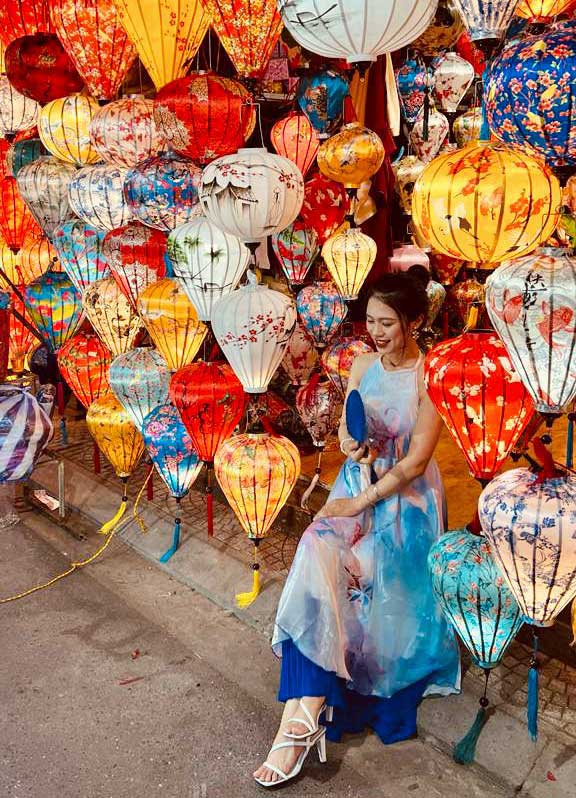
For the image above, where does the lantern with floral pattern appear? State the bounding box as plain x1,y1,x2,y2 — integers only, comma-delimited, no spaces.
296,69,350,139
18,234,58,283
412,0,463,56
296,281,348,348
52,220,110,293
395,57,429,125
57,331,112,408
24,269,83,351
103,222,167,308
453,107,483,148
409,104,450,163
296,373,342,448
281,322,319,385
271,112,320,177
109,347,170,430
38,93,100,166
16,157,76,239
321,337,374,397
0,0,53,46
86,393,145,479
82,277,142,356
318,123,385,190
452,0,520,41
300,172,350,244
68,164,133,232
392,155,427,215
433,52,475,114
0,76,39,140
271,221,319,286
89,96,164,169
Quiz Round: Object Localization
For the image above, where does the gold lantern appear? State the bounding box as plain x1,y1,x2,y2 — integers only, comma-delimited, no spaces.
38,94,101,166
515,0,576,22
19,234,59,283
321,227,377,300
392,154,426,215
412,143,561,268
317,122,385,190
0,238,22,286
83,277,142,356
453,107,483,149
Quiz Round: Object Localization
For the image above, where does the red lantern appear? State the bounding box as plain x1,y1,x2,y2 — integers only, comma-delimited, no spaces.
57,331,112,408
0,0,52,47
0,175,39,252
154,73,256,165
271,112,320,177
456,32,486,77
8,286,35,373
425,332,534,483
5,34,84,104
300,172,350,245
103,222,167,308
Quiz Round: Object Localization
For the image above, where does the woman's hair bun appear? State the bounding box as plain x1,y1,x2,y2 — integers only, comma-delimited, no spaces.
406,263,431,288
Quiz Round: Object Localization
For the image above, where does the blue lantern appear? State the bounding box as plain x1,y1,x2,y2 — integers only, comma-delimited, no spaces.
24,270,84,353
109,347,171,431
7,138,49,177
395,57,429,125
52,220,110,293
296,282,347,349
452,0,519,41
296,70,350,139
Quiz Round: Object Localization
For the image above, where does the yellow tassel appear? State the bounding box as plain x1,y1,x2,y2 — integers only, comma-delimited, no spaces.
99,495,128,535
465,305,479,332
235,565,260,608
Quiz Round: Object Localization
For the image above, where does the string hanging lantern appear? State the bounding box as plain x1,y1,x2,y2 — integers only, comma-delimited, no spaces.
52,220,110,293
317,123,385,190
296,282,348,348
281,322,319,386
432,52,475,115
24,269,83,352
0,175,39,253
515,0,576,21
453,107,483,148
82,277,142,356
395,57,429,125
425,279,446,330
392,155,427,215
271,221,319,287
0,0,53,46
409,103,450,163
103,222,167,308
68,163,133,232
451,0,520,41
296,70,350,140
89,96,164,169
411,0,463,56
4,33,84,105
16,157,77,240
168,216,249,322
8,287,35,373
0,76,39,141
57,331,112,408
7,138,48,177
19,233,58,283
137,278,208,371
300,172,350,244
321,337,374,397
270,112,320,177
109,347,171,431
0,386,52,483
322,227,377,301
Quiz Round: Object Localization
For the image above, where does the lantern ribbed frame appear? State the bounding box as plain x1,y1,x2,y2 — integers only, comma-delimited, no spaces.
19,234,58,283
103,221,167,308
271,112,320,177
451,0,521,41
86,393,144,478
0,0,53,47
5,33,85,105
52,219,110,292
109,347,171,431
83,277,142,356
0,76,39,139
271,220,319,286
0,241,23,286
38,94,101,166
57,331,113,408
16,156,77,239
0,175,39,253
7,138,48,177
515,0,576,21
322,227,377,300
90,96,164,169
68,163,132,232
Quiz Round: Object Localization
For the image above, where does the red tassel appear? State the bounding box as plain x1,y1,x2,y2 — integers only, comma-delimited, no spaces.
146,465,154,500
533,438,560,482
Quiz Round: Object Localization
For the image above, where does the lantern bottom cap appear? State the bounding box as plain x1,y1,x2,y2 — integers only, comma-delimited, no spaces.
345,54,376,64
521,617,556,628
244,387,269,394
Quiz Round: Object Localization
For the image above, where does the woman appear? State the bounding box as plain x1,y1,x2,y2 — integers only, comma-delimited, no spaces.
253,273,460,787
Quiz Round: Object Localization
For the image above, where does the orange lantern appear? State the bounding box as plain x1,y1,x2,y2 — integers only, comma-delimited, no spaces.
0,175,39,253
271,112,320,177
0,1,53,47
515,0,576,22
8,286,35,373
0,238,23,286
18,234,58,283
57,331,112,409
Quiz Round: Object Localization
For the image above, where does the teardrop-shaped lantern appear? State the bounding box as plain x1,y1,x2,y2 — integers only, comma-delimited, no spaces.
24,269,83,351
322,227,377,301
452,0,520,41
5,33,84,105
38,93,100,165
281,322,319,386
16,156,77,239
392,155,427,215
8,286,36,373
18,233,58,283
296,70,350,139
57,331,112,408
321,337,374,397
270,112,320,177
425,280,446,327
296,282,348,348
103,221,167,308
395,57,428,125
86,393,145,477
0,76,39,140
433,52,475,114
0,0,53,46
0,175,39,253
109,347,170,430
142,403,203,498
89,96,164,169
296,374,342,447
82,277,142,356
68,163,132,232
168,217,249,322
300,172,350,244
318,123,385,190
52,220,110,293
271,221,319,287
409,104,449,162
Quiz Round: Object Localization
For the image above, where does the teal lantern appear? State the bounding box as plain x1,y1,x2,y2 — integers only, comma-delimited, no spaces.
24,270,83,352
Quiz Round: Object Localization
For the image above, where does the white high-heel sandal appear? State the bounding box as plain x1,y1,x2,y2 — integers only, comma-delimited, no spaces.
254,727,327,788
283,699,334,739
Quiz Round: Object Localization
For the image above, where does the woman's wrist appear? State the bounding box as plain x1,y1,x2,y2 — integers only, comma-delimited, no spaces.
361,483,381,509
339,436,355,455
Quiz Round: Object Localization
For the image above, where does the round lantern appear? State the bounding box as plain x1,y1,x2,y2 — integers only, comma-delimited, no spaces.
16,157,76,239
8,287,36,373
202,0,282,79
124,151,202,233
317,123,385,190
425,332,534,482
432,52,475,114
300,172,350,244
321,337,374,397
89,96,164,169
322,227,377,301
24,269,83,351
52,220,109,293
86,393,145,477
296,282,348,348
485,22,576,169
412,0,463,56
109,347,170,430
451,0,520,41
0,76,39,140
82,277,142,356
103,222,167,308
485,248,576,413
68,163,132,232
137,278,208,371
296,70,350,139
409,104,449,163
19,234,58,283
453,107,483,148
211,276,297,394
389,243,430,272
515,0,576,22
200,148,304,244
0,386,52,482
392,155,427,215
412,143,562,267
49,0,136,101
279,0,438,66
7,138,48,177
168,217,249,322
395,57,429,125
281,322,319,386
154,73,256,165
0,0,53,47
0,175,39,253
4,33,84,105
271,221,319,286
270,112,319,177
296,374,343,448
57,331,112,408
38,93,100,166
452,276,485,325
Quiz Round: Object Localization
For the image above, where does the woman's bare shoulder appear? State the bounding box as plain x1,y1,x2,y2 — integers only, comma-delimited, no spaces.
350,352,380,380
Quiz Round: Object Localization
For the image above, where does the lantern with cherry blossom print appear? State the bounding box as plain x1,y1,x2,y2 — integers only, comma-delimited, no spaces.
82,277,142,356
19,234,58,283
395,57,428,125
0,76,39,141
103,222,167,308
68,164,133,232
515,0,576,21
424,332,535,483
485,248,576,414
271,112,320,177
154,73,256,165
322,227,377,301
321,337,374,397
451,0,520,41
57,331,112,409
318,123,385,190
89,96,164,169
52,220,110,293
0,175,38,253
16,157,77,239
409,104,449,163
392,155,427,215
432,52,475,115
5,33,84,105
300,172,350,245
296,282,348,349
0,0,52,46
24,270,83,352
38,94,100,166
211,275,297,394
8,287,35,373
281,322,319,386
271,221,319,287
109,347,170,431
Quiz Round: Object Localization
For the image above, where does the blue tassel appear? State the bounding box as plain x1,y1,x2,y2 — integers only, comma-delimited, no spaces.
479,68,491,142
453,671,491,765
527,633,539,742
160,503,181,563
567,414,574,469
60,417,68,447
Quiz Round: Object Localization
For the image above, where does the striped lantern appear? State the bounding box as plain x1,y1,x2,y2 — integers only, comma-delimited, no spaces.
0,386,52,483
38,94,101,166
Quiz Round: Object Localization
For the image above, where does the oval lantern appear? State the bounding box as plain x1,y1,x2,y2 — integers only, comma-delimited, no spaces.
16,156,77,239
0,239,23,285
318,123,385,190
453,107,483,148
211,276,297,394
409,104,450,163
392,155,427,215
89,96,164,169
300,172,350,244
4,33,84,105
9,287,36,373
515,0,576,21
296,374,342,448
124,151,202,233
281,322,319,386
109,347,170,430
154,73,256,165
395,57,429,125
168,217,249,322
52,220,110,293
38,93,100,166
86,392,145,478
137,278,208,371
103,221,167,308
296,70,350,139
296,281,348,348
322,227,377,301
7,138,48,177
68,163,132,232
424,332,534,482
0,75,39,140
452,276,485,324
57,331,112,408
321,337,374,397
271,112,320,177
19,233,58,283
451,0,520,41
0,386,52,483
0,0,53,47
271,221,319,286
425,280,446,328
433,51,475,114
24,269,83,351
82,277,142,356
411,0,464,56
0,175,39,252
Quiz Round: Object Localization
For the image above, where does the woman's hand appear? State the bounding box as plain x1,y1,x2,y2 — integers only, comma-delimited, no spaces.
314,496,365,520
342,438,378,465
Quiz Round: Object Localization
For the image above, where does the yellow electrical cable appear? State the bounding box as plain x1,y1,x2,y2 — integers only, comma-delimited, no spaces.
132,467,153,535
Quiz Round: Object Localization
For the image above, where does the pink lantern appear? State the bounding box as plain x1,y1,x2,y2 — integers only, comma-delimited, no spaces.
389,243,430,273
321,337,374,397
281,322,319,386
270,112,319,177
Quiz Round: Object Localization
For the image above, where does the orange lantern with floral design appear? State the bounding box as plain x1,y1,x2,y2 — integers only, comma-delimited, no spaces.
8,286,35,373
0,0,53,47
57,331,112,408
515,0,576,22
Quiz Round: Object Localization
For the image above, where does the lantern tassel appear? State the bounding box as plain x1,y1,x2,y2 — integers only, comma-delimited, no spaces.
301,448,323,511
160,498,181,563
133,469,153,535
528,632,539,742
206,463,214,537
423,86,430,142
57,382,68,446
236,540,261,608
454,671,491,765
146,464,154,501
93,442,101,475
100,479,128,535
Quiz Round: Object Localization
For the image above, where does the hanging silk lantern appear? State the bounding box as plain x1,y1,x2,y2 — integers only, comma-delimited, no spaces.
296,70,350,139
154,73,256,165
24,269,83,351
425,280,446,328
16,157,76,239
453,107,483,148
49,0,136,102
280,0,438,68
322,227,377,301
18,234,58,283
456,31,487,77
0,385,52,482
0,0,52,46
57,331,112,408
0,76,39,140
412,143,562,268
392,155,426,215
485,248,576,413
409,104,450,163
270,112,319,177
451,0,519,41
296,281,348,348
137,278,207,371
200,148,304,244
0,175,39,253
38,94,100,166
202,0,282,79
395,58,428,125
317,123,385,190
485,22,576,169
412,0,464,57
296,373,342,446
68,163,132,232
389,243,430,273
515,0,576,21
52,220,109,293
432,52,475,114
425,332,534,482
7,138,47,177
452,276,485,324
168,217,249,322
103,222,167,308
300,172,350,244
321,337,374,397
111,0,210,90
211,276,297,394
83,277,142,356
8,287,35,373
89,96,164,169
4,33,84,105
271,221,319,287
281,322,319,386
109,347,170,430
0,240,23,286
124,151,201,233
86,393,144,477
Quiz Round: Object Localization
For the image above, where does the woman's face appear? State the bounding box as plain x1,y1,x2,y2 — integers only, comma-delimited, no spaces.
366,297,408,356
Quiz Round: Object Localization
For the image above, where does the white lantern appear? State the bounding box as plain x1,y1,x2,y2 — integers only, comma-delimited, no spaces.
89,95,164,168
0,76,39,140
279,0,439,66
321,227,377,301
432,52,475,114
199,148,304,243
16,157,77,239
452,0,520,41
68,164,133,232
168,216,250,321
211,273,297,393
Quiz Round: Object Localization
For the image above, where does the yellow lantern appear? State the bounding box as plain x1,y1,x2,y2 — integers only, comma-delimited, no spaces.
38,94,101,166
136,278,207,371
412,143,561,268
321,227,377,301
215,432,300,606
83,277,142,356
0,239,22,286
19,234,58,283
317,122,385,190
515,0,576,22
111,0,210,90
453,107,483,149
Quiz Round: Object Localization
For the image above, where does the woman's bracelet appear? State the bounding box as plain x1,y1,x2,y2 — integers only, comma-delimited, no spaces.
364,484,381,507
340,436,355,455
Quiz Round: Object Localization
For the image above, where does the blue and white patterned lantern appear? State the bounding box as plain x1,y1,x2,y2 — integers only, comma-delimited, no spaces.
451,0,520,41
0,386,52,482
